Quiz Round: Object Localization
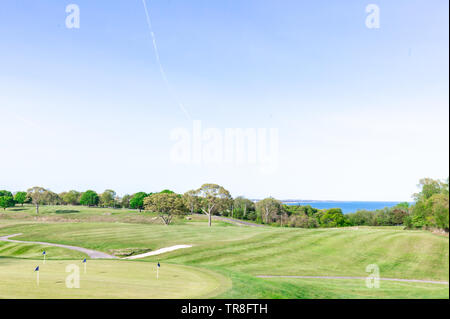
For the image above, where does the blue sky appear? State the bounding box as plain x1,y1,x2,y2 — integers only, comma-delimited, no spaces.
0,0,448,200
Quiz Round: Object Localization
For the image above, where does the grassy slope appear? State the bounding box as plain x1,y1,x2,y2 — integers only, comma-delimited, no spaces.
0,205,448,298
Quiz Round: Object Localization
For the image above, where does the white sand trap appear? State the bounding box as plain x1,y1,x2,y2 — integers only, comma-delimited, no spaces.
123,245,192,260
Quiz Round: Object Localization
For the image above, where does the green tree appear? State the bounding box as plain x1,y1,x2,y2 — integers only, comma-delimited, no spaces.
79,190,99,207
346,210,368,226
62,190,81,205
129,192,148,212
414,178,445,201
196,184,232,227
144,193,186,225
121,194,132,208
14,191,27,206
431,193,449,230
46,191,61,205
255,197,282,224
0,190,15,210
410,200,431,228
183,190,200,214
319,208,348,227
288,213,318,228
27,186,50,214
409,178,449,230
233,196,255,220
100,189,116,207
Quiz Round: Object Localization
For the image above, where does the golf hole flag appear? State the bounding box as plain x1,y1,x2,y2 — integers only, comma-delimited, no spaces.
34,266,39,286
157,262,160,279
42,250,46,264
82,258,87,274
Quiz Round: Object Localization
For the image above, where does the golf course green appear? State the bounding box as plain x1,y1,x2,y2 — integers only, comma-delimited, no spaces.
0,205,448,298
0,259,230,298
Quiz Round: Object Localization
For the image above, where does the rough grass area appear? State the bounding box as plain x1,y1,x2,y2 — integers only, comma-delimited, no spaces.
0,205,230,226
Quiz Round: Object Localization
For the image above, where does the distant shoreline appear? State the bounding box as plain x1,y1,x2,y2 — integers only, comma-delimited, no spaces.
280,200,410,203
281,201,412,214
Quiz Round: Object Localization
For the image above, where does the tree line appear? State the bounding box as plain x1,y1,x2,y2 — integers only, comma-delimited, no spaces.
0,178,448,230
345,178,449,231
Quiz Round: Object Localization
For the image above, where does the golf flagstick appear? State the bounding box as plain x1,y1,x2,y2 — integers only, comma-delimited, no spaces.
83,258,87,274
43,251,46,264
35,266,39,286
157,262,160,279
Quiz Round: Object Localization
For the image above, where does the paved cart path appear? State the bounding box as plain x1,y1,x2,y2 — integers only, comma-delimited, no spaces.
0,233,117,259
0,234,193,260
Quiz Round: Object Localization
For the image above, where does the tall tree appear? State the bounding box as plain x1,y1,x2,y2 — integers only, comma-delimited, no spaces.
196,184,232,227
414,178,446,201
0,190,15,210
100,189,116,207
46,191,61,205
129,192,148,212
233,196,255,219
27,186,50,214
14,191,27,206
431,193,449,230
144,193,186,225
183,190,200,214
121,194,132,209
256,197,282,224
409,177,449,230
79,190,99,207
62,190,81,205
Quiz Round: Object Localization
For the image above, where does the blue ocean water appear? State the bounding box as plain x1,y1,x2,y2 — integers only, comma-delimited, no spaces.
284,201,406,214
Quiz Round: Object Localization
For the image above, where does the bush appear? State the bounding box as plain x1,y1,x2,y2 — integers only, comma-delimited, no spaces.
246,211,257,221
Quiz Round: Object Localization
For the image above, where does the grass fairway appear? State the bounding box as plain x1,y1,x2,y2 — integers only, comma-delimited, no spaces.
0,258,230,299
0,205,448,299
248,277,449,299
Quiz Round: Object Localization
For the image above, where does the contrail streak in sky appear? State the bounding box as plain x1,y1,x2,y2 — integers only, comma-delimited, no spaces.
142,0,191,120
